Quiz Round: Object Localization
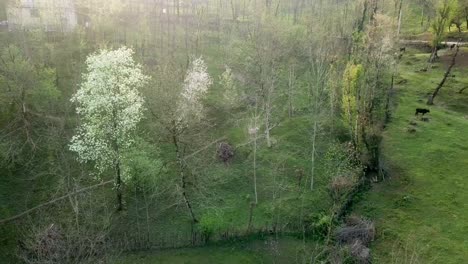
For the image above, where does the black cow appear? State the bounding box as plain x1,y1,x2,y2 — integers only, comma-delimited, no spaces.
400,47,406,52
450,44,456,50
415,108,430,115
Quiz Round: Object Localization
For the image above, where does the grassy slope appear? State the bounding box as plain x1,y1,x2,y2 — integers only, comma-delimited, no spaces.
118,30,338,241
0,28,336,262
354,48,468,263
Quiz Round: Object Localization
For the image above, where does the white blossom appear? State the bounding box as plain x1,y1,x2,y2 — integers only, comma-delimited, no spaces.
69,47,149,174
177,57,212,123
366,14,397,65
248,126,259,136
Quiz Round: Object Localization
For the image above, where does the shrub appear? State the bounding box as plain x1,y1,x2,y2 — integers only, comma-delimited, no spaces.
18,223,109,264
311,213,333,238
349,239,371,264
335,217,375,246
329,176,355,202
217,142,234,164
198,210,226,243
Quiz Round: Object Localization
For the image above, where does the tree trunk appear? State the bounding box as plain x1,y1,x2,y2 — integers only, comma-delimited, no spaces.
310,120,317,190
429,46,438,63
263,81,273,148
265,107,271,147
421,8,424,27
274,0,280,17
116,159,123,211
385,74,394,123
180,166,197,224
253,135,258,204
465,10,468,30
428,46,459,105
112,110,123,211
397,0,403,36
172,130,198,224
247,202,255,232
253,99,259,204
174,0,180,17
370,0,378,22
230,0,238,20
288,65,295,118
357,0,368,32
293,0,299,24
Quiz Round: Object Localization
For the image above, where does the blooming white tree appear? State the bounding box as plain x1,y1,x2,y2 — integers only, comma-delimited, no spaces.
177,57,212,123
171,56,212,223
69,47,149,210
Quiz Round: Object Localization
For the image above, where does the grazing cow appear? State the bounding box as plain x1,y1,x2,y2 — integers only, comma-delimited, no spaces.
450,44,456,50
415,108,430,115
400,47,406,53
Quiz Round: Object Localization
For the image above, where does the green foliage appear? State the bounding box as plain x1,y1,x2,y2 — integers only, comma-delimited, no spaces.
123,138,164,187
323,142,360,178
0,0,398,262
0,45,60,167
431,0,457,47
0,45,60,116
342,63,364,131
31,67,60,110
310,213,333,238
198,210,227,241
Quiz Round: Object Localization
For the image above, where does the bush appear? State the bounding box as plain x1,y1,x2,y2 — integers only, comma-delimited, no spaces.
335,217,375,246
310,213,333,238
333,216,375,264
198,210,227,243
18,223,110,264
217,142,234,164
349,239,371,263
329,176,355,202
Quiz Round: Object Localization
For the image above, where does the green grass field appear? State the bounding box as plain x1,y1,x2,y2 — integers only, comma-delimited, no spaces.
354,47,468,263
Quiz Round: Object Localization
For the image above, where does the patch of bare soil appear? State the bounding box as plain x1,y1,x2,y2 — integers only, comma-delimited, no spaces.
440,49,468,68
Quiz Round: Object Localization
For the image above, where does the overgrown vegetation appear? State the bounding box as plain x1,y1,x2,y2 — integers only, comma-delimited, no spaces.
1,0,467,263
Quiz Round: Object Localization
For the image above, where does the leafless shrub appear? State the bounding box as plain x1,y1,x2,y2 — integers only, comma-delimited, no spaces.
389,235,428,264
349,239,371,264
335,217,375,246
329,176,355,202
328,245,355,264
345,214,364,226
217,142,234,164
18,223,111,264
19,224,66,263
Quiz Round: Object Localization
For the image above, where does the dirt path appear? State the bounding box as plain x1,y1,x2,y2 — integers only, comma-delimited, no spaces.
400,39,468,47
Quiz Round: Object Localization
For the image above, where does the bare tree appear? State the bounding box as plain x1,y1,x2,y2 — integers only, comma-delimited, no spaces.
428,45,459,105
429,0,454,62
